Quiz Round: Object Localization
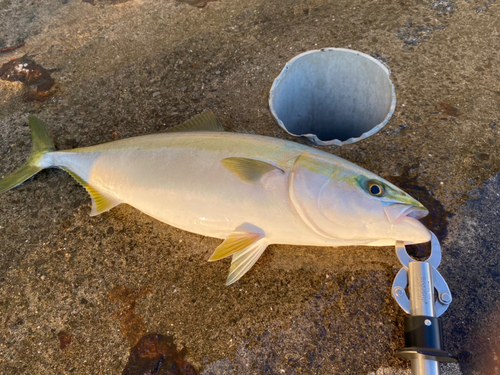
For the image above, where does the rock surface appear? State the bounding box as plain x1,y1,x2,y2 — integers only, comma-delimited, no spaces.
1,0,499,374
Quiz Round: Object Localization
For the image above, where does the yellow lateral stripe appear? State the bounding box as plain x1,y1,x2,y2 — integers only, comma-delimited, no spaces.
209,231,262,261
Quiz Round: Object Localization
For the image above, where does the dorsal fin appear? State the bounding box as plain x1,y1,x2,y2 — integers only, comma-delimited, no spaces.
163,110,224,133
221,157,284,184
62,168,121,216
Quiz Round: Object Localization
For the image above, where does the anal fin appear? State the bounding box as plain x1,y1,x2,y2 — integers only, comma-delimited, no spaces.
62,168,121,216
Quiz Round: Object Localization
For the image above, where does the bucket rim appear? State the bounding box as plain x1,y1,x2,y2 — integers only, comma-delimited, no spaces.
269,48,396,146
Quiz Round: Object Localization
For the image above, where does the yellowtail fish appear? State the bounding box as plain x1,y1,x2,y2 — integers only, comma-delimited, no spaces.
0,112,430,285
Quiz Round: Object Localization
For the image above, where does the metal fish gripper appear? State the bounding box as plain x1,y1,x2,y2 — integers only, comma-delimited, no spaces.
391,232,456,375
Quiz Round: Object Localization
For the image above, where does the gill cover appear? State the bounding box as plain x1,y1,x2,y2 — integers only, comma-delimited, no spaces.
288,153,366,240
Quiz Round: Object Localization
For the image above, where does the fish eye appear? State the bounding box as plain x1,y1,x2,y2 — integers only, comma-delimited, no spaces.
368,181,384,196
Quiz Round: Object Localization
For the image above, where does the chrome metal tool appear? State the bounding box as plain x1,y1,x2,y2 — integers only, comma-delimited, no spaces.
392,232,456,375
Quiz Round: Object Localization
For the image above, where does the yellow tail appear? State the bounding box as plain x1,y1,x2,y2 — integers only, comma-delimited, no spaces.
0,116,55,194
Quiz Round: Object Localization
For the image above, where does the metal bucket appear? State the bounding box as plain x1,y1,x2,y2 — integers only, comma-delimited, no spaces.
269,48,396,146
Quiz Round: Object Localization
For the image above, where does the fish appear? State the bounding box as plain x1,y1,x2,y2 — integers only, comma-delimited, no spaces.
0,112,430,285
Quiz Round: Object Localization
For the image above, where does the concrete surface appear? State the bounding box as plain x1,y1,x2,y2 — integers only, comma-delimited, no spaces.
0,0,499,374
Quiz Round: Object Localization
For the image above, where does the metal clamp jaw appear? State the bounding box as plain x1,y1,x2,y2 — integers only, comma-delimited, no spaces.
392,232,452,318
392,232,456,374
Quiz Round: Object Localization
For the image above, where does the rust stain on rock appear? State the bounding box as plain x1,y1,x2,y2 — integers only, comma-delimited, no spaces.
122,333,198,375
438,102,462,117
58,331,72,350
0,56,55,102
109,285,151,346
0,43,25,54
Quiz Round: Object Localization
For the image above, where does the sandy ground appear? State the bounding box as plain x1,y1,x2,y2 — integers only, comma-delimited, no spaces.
0,0,499,374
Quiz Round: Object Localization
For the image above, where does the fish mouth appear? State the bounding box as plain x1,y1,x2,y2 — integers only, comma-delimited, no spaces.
383,203,429,223
383,203,430,244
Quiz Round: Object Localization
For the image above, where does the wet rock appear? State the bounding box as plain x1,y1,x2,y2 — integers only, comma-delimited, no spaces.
0,56,55,102
122,333,198,375
396,19,437,48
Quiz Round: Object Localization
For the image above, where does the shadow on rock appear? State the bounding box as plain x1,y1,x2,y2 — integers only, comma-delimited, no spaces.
386,163,454,259
440,172,500,374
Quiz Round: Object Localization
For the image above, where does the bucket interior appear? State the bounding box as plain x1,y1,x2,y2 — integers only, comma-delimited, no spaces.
270,49,395,144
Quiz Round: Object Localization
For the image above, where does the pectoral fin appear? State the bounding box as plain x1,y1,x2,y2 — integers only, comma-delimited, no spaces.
62,168,121,216
226,239,269,285
221,157,284,184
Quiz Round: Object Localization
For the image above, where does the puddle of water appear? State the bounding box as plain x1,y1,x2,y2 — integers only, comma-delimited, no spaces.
122,333,198,375
0,56,55,102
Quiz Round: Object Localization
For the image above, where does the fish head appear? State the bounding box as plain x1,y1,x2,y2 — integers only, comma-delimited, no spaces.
318,173,430,244
289,153,431,245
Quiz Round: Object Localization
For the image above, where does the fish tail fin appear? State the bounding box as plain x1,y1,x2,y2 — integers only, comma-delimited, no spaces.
0,116,55,194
